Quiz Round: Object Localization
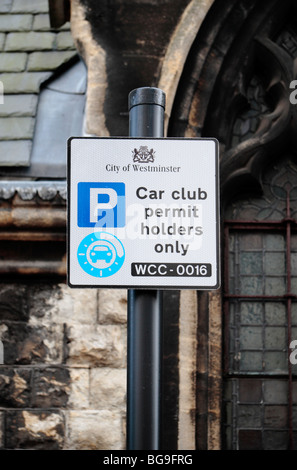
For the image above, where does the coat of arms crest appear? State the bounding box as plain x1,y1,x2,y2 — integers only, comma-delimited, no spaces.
132,146,155,163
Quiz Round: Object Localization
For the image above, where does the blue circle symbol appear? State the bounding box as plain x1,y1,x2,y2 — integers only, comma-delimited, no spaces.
77,232,125,277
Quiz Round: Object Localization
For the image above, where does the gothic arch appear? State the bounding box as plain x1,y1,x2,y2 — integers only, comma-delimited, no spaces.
168,0,297,203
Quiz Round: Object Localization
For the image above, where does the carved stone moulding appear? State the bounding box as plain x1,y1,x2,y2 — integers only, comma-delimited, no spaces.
168,0,297,206
0,181,67,279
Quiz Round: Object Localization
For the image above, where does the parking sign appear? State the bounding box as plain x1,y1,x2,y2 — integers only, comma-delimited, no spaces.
67,137,220,289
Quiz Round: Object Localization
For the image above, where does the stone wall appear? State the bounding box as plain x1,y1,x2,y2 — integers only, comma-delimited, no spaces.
0,283,127,449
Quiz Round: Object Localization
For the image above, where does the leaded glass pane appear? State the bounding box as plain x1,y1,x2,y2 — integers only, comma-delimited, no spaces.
264,405,288,428
223,378,297,450
240,302,263,324
263,431,288,450
240,276,263,295
228,301,291,374
264,380,288,403
240,351,263,371
264,351,287,372
265,327,286,349
229,232,287,295
265,303,286,325
238,405,262,427
240,326,262,349
265,276,286,296
225,158,297,221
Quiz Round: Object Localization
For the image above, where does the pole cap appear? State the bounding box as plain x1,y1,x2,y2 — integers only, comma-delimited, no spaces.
128,87,166,111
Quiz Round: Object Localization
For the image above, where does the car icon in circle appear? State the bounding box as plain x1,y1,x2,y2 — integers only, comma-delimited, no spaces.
90,244,113,263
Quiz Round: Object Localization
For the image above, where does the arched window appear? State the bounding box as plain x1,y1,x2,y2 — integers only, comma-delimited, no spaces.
223,157,297,450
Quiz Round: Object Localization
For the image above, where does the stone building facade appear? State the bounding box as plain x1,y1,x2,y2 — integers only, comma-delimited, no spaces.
0,0,297,450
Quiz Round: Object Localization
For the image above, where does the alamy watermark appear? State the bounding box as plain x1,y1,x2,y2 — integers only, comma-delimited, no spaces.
290,340,297,365
289,80,297,104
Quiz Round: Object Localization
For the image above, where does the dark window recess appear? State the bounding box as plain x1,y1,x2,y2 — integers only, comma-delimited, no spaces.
223,158,297,450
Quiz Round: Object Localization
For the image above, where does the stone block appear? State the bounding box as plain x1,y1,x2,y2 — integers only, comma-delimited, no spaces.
0,94,38,116
11,0,49,14
56,31,76,50
0,34,5,51
1,322,64,365
29,284,98,325
0,0,12,13
0,367,31,407
90,368,126,411
0,284,29,321
32,367,70,408
0,71,52,92
5,32,55,51
0,117,35,139
98,289,127,324
0,140,32,166
66,410,124,450
0,14,32,31
66,324,126,367
5,410,64,449
27,51,76,71
33,13,51,31
0,52,27,72
68,368,90,409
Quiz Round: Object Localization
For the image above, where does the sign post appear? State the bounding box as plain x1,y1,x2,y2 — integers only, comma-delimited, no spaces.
127,88,165,450
67,87,220,450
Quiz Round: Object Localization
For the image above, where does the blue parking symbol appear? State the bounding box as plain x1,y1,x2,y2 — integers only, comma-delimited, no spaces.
78,182,125,227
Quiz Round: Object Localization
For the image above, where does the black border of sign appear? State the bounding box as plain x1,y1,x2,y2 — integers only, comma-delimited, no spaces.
67,136,220,290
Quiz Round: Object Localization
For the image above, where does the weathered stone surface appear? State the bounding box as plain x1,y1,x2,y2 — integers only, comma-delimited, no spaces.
0,0,12,13
0,284,29,321
29,284,98,325
12,0,49,14
0,33,5,50
5,32,55,51
68,368,89,409
0,94,38,116
0,140,32,166
32,13,51,31
56,31,76,50
0,368,31,407
6,410,65,449
90,368,126,411
32,367,70,408
98,289,127,324
0,117,35,139
66,324,126,367
2,322,64,365
0,14,32,32
66,410,124,450
0,52,27,72
0,71,52,93
27,50,76,71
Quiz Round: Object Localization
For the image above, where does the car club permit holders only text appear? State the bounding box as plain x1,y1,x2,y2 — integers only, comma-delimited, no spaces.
67,137,220,289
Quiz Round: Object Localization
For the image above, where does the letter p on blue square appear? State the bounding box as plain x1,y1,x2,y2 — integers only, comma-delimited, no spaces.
78,182,125,227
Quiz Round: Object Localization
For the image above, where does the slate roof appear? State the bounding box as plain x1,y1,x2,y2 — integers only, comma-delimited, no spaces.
0,0,85,194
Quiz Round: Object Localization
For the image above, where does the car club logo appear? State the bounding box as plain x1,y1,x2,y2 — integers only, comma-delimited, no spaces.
132,146,155,163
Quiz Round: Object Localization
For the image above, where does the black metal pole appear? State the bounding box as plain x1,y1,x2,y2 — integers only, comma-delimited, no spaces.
126,87,165,450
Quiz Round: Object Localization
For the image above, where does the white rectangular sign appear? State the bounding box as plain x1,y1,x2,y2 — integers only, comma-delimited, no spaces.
67,137,220,289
